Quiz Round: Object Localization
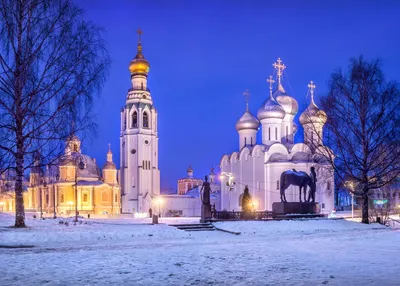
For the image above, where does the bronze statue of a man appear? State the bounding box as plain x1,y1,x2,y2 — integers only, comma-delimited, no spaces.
308,166,317,202
200,175,212,222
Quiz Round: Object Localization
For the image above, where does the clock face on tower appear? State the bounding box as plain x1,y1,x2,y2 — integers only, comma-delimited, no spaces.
143,138,151,146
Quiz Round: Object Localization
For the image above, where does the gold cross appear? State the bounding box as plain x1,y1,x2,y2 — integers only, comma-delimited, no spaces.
108,143,111,151
266,75,275,91
273,58,286,84
137,28,143,42
243,89,250,111
308,80,316,102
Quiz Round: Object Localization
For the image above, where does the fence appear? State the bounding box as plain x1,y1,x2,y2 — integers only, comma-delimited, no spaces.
212,210,274,220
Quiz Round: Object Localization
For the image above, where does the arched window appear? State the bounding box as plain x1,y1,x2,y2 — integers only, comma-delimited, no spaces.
244,137,247,146
251,137,253,146
275,127,278,140
73,144,78,152
132,111,138,128
268,128,271,140
143,112,149,128
60,193,64,203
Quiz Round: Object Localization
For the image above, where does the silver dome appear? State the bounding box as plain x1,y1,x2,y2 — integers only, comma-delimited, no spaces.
103,161,116,170
257,95,286,121
299,101,327,125
59,152,101,179
274,83,298,116
236,110,260,131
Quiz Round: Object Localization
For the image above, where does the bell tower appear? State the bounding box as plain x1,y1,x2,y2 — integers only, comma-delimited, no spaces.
120,29,160,214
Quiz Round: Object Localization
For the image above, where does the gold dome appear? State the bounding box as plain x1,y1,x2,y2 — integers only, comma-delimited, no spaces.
129,29,150,75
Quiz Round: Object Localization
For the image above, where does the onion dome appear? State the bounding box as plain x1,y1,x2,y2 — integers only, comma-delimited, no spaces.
59,153,101,179
236,109,260,131
129,29,150,76
274,83,299,116
299,81,327,125
257,91,286,120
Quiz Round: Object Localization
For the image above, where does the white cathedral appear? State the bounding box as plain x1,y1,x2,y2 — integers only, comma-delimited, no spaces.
219,58,335,213
119,30,160,214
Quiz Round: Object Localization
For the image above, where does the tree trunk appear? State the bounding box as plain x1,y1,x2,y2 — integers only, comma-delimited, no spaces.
361,188,369,224
14,147,26,227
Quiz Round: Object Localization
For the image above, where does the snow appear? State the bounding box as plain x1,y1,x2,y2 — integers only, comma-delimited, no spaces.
1,213,399,285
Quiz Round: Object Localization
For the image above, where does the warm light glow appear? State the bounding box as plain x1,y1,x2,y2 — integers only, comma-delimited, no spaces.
67,201,73,205
0,202,5,206
219,175,224,180
155,197,164,205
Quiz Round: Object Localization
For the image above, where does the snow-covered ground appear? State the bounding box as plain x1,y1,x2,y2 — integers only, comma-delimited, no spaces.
1,213,399,285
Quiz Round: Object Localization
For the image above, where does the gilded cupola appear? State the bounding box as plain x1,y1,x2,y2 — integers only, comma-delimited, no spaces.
129,28,150,76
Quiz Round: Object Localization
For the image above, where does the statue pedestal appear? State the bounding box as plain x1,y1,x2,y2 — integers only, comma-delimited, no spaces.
200,204,212,223
272,202,320,215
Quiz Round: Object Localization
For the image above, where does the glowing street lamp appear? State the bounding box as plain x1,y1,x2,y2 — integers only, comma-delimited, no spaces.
67,201,73,212
155,197,163,216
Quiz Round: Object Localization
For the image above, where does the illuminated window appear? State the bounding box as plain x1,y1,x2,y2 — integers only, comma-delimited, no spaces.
83,193,88,203
143,112,149,128
132,111,137,128
114,194,118,203
60,193,64,203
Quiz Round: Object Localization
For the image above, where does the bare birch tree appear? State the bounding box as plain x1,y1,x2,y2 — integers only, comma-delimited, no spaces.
312,56,400,224
0,0,109,227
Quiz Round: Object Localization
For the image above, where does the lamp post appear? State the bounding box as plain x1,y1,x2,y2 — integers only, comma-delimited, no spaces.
220,172,235,210
74,156,85,222
54,172,59,218
156,197,163,217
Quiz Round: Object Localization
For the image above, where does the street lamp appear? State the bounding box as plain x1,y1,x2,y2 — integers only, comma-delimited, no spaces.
156,197,163,217
40,177,47,219
74,156,85,222
220,172,235,210
67,201,73,212
345,181,356,219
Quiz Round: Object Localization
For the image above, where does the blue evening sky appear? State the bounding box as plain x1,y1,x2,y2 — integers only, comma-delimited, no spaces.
77,0,400,191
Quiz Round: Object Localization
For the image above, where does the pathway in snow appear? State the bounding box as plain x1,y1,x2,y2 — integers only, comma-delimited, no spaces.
0,214,399,285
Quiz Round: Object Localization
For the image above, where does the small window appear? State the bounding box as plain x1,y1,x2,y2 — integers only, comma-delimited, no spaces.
83,193,88,203
124,116,126,130
322,203,325,209
114,194,118,203
244,137,247,146
45,194,49,204
132,111,138,128
327,182,331,190
73,144,78,152
268,128,271,140
276,180,279,190
275,127,277,140
60,193,64,203
143,112,149,128
251,137,253,146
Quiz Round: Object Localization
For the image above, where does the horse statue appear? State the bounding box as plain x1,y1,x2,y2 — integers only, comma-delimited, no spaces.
280,168,317,203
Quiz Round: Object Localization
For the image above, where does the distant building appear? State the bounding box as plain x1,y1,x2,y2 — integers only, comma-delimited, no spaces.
160,167,221,217
177,166,202,195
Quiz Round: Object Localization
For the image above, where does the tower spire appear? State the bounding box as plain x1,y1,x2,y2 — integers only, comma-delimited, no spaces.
136,28,143,54
272,58,286,85
243,89,250,111
308,80,316,104
267,75,275,98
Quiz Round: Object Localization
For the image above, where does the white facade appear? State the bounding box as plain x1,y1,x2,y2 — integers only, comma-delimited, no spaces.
120,33,160,214
220,59,335,213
